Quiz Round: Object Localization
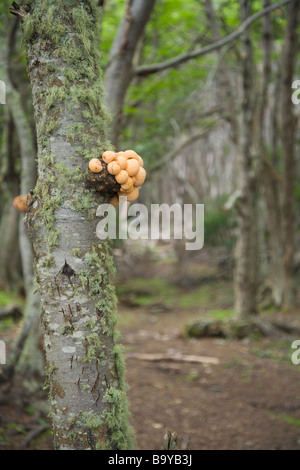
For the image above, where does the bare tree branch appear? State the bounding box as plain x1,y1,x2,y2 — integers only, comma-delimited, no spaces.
134,0,291,76
150,123,218,173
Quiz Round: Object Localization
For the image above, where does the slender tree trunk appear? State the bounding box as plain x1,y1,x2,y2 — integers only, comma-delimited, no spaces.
7,28,36,294
204,0,239,144
0,108,21,290
257,0,285,307
5,18,44,397
15,0,134,450
0,14,23,291
234,0,259,320
104,0,156,146
278,0,299,308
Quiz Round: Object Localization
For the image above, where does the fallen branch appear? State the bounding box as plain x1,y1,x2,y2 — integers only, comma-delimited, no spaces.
185,317,300,340
19,424,50,450
271,320,300,335
127,352,220,365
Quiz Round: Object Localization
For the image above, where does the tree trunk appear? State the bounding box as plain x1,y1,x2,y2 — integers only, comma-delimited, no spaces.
234,0,259,320
4,17,44,398
104,0,156,146
0,108,21,290
17,0,134,450
278,0,299,308
256,0,285,307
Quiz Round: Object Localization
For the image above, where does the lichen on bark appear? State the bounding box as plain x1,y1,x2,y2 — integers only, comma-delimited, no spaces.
18,0,134,450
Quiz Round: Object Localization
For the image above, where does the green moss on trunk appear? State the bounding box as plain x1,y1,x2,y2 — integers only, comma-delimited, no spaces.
21,0,134,450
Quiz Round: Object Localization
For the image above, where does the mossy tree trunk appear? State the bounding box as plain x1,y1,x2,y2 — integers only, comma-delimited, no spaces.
15,0,134,450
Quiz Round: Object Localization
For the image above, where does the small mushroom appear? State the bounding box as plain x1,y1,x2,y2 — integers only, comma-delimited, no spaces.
132,167,146,187
102,150,116,164
89,158,103,173
126,187,139,202
13,195,28,212
116,155,127,170
107,161,121,175
115,170,129,184
121,177,133,192
126,158,140,177
137,155,144,167
124,150,139,161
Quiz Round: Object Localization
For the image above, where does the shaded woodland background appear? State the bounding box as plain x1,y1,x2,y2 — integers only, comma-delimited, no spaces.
0,0,300,450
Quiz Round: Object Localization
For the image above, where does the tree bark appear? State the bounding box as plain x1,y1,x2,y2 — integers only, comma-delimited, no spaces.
204,0,239,144
256,0,285,307
234,0,259,320
278,0,299,308
0,107,21,290
17,0,134,450
104,0,156,146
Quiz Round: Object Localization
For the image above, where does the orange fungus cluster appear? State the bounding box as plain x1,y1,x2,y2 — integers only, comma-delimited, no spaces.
89,149,146,207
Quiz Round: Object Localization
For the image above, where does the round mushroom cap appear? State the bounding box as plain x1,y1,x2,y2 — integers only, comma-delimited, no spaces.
124,150,139,161
121,177,133,192
107,161,121,175
126,158,140,176
116,155,127,170
126,187,139,202
137,155,144,167
115,170,129,184
102,151,116,164
89,158,103,173
13,195,28,212
132,167,146,187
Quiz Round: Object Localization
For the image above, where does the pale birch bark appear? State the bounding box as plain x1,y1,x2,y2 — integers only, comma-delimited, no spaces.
13,0,134,450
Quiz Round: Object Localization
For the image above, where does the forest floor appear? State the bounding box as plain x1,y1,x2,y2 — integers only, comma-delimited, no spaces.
0,244,300,450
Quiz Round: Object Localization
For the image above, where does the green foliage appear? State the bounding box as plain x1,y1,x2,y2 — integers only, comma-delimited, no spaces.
268,413,300,427
0,290,23,307
210,308,234,319
204,197,237,247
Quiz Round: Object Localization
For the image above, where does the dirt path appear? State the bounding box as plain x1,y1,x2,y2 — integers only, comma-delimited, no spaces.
0,303,300,450
120,306,300,450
